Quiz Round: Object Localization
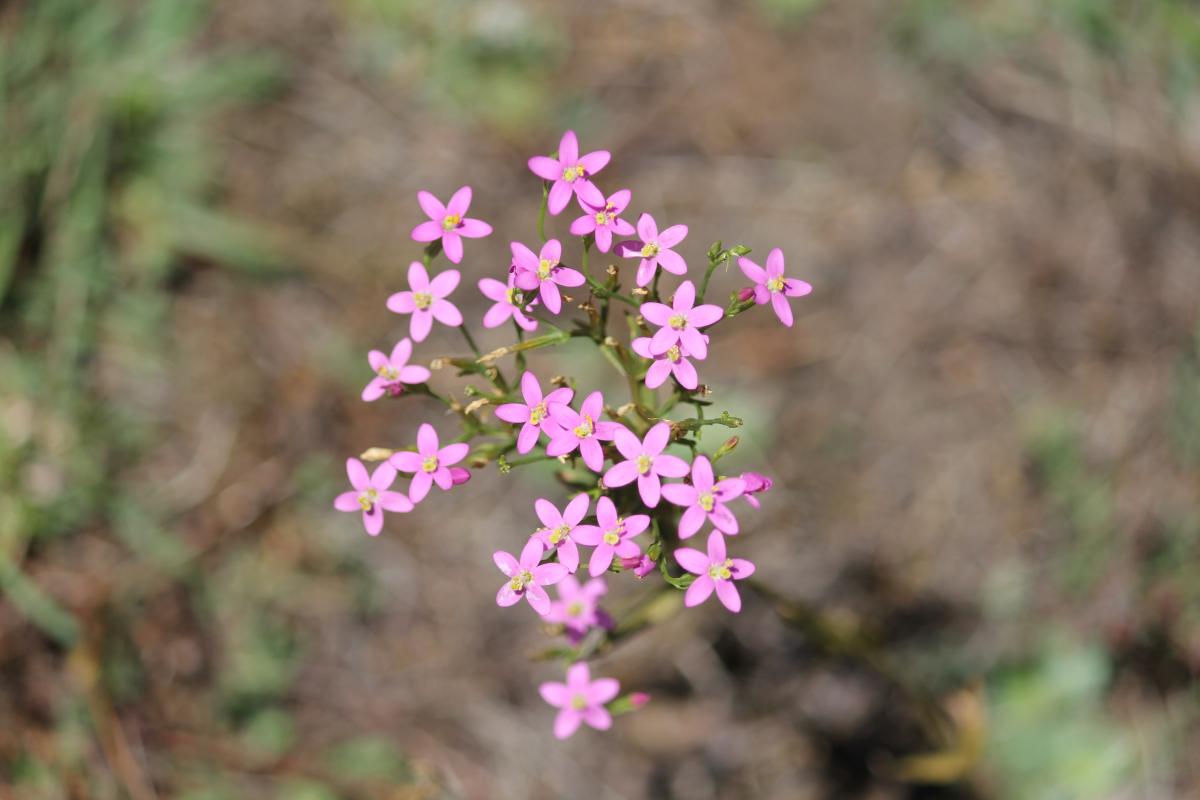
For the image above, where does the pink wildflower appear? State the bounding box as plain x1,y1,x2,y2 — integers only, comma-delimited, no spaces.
333,458,412,536
739,471,773,509
661,455,746,539
541,574,612,643
511,239,585,315
620,553,657,579
539,662,620,739
494,537,568,615
546,391,619,472
616,213,688,287
410,186,492,264
737,247,812,327
641,280,723,359
631,335,703,391
361,338,430,401
569,189,635,253
603,422,690,508
478,274,538,332
532,493,591,573
527,130,609,215
495,371,574,454
674,531,755,613
573,496,649,577
449,466,472,486
386,262,463,343
388,423,470,503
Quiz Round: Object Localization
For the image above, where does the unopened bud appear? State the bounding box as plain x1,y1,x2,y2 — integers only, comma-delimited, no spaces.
359,447,394,462
713,436,740,461
737,286,756,302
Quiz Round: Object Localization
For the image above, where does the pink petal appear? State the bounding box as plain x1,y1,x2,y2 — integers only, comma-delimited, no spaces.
535,498,562,529
612,426,643,460
637,472,661,507
656,248,688,276
442,231,463,264
661,483,698,507
408,472,432,503
417,190,446,220
691,456,714,491
613,539,642,559
390,451,422,473
639,302,673,326
362,377,387,402
409,310,432,342
684,576,714,607
563,493,590,526
459,218,492,238
554,708,582,739
494,403,530,424
612,218,635,236
738,256,767,283
525,584,551,614
547,180,572,215
710,503,739,534
573,180,605,208
430,299,463,327
446,186,472,217
417,424,438,456
363,505,384,536
607,189,631,213
588,544,614,577
571,524,602,546
389,338,413,366
688,303,725,328
578,150,610,175
772,292,794,327
582,705,613,731
657,224,688,248
672,357,698,389
649,325,680,355
544,387,574,407
636,258,657,287
679,327,707,359
594,226,612,253
766,247,785,278
370,462,398,490
730,558,756,579
645,358,672,389
587,677,620,705
674,547,709,574
407,261,430,293
535,563,568,585
514,309,538,332
677,504,706,539
636,213,658,242
520,536,545,568
539,681,569,707
386,291,415,314
334,491,361,512
623,514,650,537
520,370,543,404
673,280,696,312
496,583,521,607
438,442,469,466
553,267,585,288
643,422,670,456
558,540,580,573
570,214,596,236
604,459,640,487
494,550,520,576
558,130,580,164
517,422,540,453
529,155,562,181
346,458,369,490
378,491,412,512
411,220,443,242
430,269,460,298
707,530,727,562
483,302,514,328
715,579,742,612
398,365,430,384
594,497,618,529
545,432,578,458
478,277,507,302
540,281,562,314
784,278,813,298
541,238,562,264
713,477,746,499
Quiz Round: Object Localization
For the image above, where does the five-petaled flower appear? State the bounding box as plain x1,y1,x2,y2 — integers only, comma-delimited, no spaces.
603,422,691,508
333,458,412,536
569,189,635,253
546,391,619,473
478,273,538,331
617,213,689,287
674,531,755,613
631,335,703,391
410,186,492,264
528,130,609,215
511,239,585,315
495,371,574,454
661,455,746,539
541,574,611,644
739,471,773,509
737,247,813,327
362,338,430,402
389,423,470,503
494,537,568,615
386,262,463,343
531,493,591,573
573,496,650,577
538,662,620,739
641,280,724,359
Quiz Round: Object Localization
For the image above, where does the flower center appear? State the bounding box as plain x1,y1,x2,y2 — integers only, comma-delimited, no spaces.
529,401,548,426
668,313,687,330
666,345,681,363
537,258,556,280
636,454,652,475
505,287,521,306
441,213,461,231
509,569,534,592
767,276,785,293
378,365,400,380
570,694,588,710
548,523,570,545
357,488,378,511
707,558,734,581
413,292,433,310
573,415,594,439
421,456,439,473
594,210,608,225
562,164,586,183
602,526,621,546
640,242,659,258
567,601,585,617
698,492,715,512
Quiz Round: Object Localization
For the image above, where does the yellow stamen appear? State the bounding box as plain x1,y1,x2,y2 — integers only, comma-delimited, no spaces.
636,454,652,475
421,456,439,473
640,242,659,258
509,569,534,592
413,292,433,310
666,345,681,363
767,276,785,293
707,558,734,581
571,694,588,710
668,313,687,330
442,213,461,231
357,489,378,511
537,258,555,280
378,365,399,380
698,492,715,512
573,415,594,439
602,529,620,546
567,601,585,616
548,523,570,545
530,401,548,426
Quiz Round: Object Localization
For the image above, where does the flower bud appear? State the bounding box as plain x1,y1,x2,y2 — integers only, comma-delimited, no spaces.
737,286,756,302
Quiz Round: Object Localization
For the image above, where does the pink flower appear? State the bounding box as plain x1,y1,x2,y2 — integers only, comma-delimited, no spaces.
620,553,657,579
388,423,470,502
739,471,773,509
538,662,620,739
527,130,609,215
494,537,568,615
511,239,585,315
386,262,463,343
494,371,574,454
541,574,612,643
631,335,703,391
546,391,619,473
410,186,492,264
641,280,723,359
628,692,651,709
616,213,688,287
478,274,538,332
569,189,635,253
661,455,745,539
674,531,755,613
737,247,812,327
573,496,650,577
603,422,690,508
449,466,472,486
531,493,591,573
361,338,431,401
333,458,412,536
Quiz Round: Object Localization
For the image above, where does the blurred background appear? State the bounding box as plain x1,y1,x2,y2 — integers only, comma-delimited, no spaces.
3,0,1200,797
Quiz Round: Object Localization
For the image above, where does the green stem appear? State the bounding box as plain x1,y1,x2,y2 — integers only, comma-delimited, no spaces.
585,275,637,307
537,181,549,242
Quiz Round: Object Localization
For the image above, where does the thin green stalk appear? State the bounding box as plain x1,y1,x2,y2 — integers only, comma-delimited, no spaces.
537,181,549,242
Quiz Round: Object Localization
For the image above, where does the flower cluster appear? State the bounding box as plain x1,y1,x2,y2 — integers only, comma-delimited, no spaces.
335,130,810,739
